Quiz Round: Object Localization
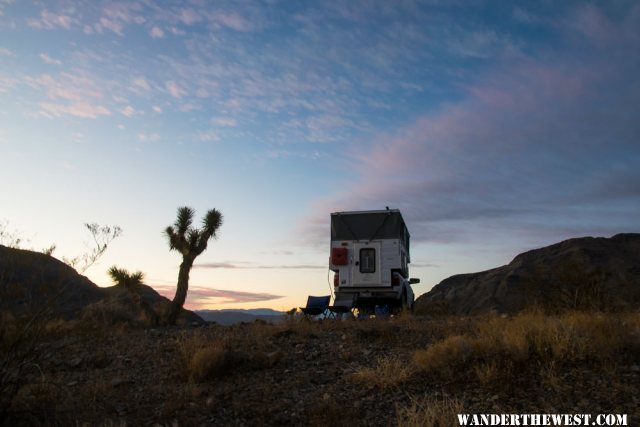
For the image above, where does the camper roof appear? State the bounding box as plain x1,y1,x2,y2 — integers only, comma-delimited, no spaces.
330,209,410,245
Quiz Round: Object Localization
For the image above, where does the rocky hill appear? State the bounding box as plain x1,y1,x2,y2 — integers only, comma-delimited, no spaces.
0,245,202,324
415,233,640,315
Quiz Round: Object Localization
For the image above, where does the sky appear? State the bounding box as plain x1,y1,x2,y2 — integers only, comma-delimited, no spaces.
1,0,639,311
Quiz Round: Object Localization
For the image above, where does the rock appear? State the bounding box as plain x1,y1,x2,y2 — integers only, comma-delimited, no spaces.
265,351,283,367
67,357,83,368
113,403,127,416
111,377,128,387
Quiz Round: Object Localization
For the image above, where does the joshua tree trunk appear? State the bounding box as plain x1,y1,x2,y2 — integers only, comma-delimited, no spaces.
166,256,194,325
164,206,222,325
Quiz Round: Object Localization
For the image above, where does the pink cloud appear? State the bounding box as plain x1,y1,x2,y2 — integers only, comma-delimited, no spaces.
216,12,252,32
152,284,284,308
195,262,325,269
165,80,186,98
28,10,75,30
120,105,137,117
39,102,110,119
95,17,124,35
39,53,61,66
26,73,105,102
149,26,164,39
178,8,201,26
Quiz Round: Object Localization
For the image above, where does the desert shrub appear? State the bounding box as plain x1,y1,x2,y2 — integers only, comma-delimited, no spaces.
0,313,50,423
187,345,226,382
413,335,471,375
396,395,464,427
413,300,452,317
80,299,138,327
351,355,413,389
473,361,502,386
413,311,640,385
177,330,233,382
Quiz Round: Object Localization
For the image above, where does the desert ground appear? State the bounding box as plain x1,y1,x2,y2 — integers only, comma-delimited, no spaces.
2,311,639,426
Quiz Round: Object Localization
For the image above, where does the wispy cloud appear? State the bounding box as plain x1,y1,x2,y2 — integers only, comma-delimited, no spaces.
25,73,105,102
137,132,160,143
149,26,164,39
120,105,138,117
195,262,325,270
211,117,237,127
0,76,17,93
93,2,145,35
28,10,76,30
39,53,61,65
153,284,284,306
38,102,110,119
165,80,186,98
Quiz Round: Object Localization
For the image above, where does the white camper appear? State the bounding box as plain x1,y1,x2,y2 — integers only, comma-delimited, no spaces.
329,209,419,313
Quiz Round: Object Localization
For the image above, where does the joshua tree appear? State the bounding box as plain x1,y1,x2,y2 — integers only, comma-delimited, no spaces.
107,266,159,326
164,206,223,325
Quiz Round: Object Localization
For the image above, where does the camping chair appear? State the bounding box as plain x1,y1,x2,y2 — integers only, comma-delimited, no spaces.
300,295,331,318
328,293,357,319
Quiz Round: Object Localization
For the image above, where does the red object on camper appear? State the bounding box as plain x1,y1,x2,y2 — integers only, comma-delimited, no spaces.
331,247,348,265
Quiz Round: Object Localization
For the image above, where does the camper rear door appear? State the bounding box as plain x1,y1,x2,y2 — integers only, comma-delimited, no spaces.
352,242,382,286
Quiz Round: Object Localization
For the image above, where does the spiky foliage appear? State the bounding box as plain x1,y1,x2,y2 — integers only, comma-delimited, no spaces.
107,266,158,326
108,266,144,289
164,206,223,325
165,207,222,257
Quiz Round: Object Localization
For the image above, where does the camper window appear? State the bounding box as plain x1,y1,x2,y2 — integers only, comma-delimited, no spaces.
359,248,376,273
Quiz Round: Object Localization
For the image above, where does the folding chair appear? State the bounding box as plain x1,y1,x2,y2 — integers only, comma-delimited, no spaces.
328,293,357,319
300,295,331,318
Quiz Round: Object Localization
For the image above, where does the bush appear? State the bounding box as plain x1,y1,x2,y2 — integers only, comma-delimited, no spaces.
396,395,464,427
188,345,226,383
412,311,640,385
351,355,413,389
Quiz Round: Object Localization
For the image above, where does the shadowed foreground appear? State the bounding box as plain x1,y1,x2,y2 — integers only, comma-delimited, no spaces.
2,312,639,426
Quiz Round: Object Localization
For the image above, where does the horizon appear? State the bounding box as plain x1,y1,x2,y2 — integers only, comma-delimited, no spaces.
1,1,639,311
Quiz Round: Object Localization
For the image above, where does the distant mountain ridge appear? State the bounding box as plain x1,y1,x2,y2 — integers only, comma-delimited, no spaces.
415,233,640,315
196,308,285,325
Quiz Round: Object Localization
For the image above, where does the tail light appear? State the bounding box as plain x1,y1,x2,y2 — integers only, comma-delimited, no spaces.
331,247,348,265
334,272,340,287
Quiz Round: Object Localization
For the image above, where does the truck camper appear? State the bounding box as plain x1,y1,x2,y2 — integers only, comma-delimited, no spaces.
329,208,419,314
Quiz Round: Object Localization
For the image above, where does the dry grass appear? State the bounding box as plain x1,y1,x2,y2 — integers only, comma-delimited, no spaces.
413,335,471,375
187,345,226,382
80,300,139,326
413,311,640,385
396,395,464,427
473,361,501,386
351,355,414,389
177,330,228,382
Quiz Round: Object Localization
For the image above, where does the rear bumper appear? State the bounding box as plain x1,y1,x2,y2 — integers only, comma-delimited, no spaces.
335,288,403,307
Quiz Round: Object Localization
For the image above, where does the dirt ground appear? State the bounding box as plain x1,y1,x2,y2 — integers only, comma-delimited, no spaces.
2,314,639,426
